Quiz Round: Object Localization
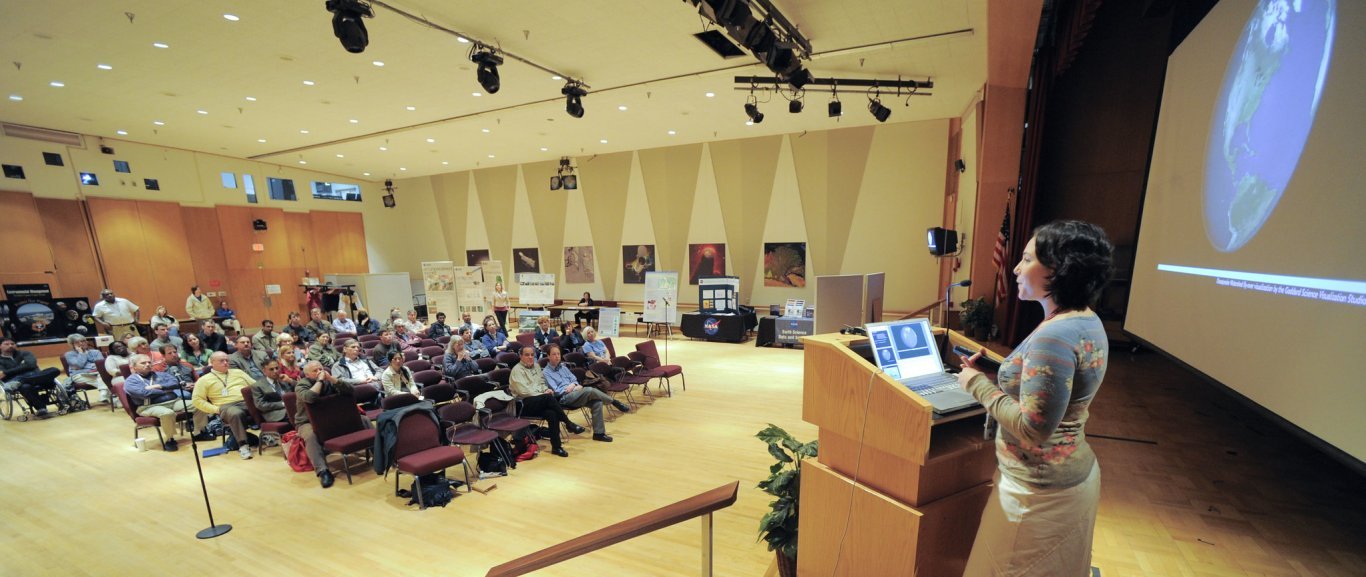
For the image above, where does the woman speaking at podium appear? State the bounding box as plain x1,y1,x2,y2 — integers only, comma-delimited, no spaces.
956,220,1114,576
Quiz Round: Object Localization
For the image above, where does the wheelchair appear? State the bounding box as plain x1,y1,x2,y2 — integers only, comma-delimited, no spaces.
1,375,86,422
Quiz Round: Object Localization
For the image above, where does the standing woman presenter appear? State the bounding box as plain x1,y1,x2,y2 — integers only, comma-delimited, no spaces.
958,220,1114,576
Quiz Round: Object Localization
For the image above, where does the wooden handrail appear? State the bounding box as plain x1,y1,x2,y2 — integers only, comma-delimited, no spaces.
485,481,741,577
899,299,945,320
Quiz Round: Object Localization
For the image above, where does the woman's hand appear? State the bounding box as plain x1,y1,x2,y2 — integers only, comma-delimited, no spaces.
957,354,984,391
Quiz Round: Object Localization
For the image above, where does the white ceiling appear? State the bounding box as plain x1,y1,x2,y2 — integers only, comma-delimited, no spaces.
0,0,987,181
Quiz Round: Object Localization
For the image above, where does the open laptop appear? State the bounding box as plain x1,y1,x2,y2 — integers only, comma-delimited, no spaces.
864,318,979,414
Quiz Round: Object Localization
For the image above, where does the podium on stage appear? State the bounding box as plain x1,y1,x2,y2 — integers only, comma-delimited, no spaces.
797,330,1005,577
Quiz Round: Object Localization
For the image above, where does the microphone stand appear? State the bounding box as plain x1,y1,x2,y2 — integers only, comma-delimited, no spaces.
178,375,232,539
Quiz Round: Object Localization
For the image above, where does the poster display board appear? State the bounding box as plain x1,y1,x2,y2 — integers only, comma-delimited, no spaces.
698,276,740,313
644,271,679,324
422,261,458,320
784,298,807,318
518,273,557,306
518,309,549,334
453,265,488,320
597,306,621,337
0,284,98,346
482,260,507,303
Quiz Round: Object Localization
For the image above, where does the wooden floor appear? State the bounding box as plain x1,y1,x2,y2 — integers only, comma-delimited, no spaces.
0,336,1362,576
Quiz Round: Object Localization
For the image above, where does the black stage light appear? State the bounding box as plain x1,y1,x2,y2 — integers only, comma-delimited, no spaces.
745,102,764,124
789,99,803,113
325,0,373,54
765,44,800,77
743,21,775,55
562,83,588,118
868,97,891,122
786,67,813,90
828,99,842,117
470,50,503,94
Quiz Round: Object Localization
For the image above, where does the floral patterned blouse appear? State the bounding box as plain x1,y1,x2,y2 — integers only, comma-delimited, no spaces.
965,311,1109,489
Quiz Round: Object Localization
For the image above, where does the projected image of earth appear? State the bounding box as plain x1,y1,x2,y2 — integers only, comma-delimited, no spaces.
1203,0,1335,252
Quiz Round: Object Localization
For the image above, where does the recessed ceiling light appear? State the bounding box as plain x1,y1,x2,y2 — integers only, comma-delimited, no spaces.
116,130,127,135
299,129,309,134
153,42,169,49
618,105,628,111
7,95,21,101
471,92,482,97
257,138,267,143
746,121,754,126
153,120,165,126
426,138,435,143
336,155,346,159
457,37,470,43
196,110,208,115
405,106,416,111
244,96,257,101
49,81,65,88
299,160,307,165
223,14,240,21
599,139,608,144
372,60,385,67
303,80,315,86
481,128,490,133
487,154,495,158
96,64,113,70
668,130,677,135
705,92,715,98
442,161,449,165
399,167,407,171
539,147,548,152
363,172,371,176
552,75,562,80
379,146,388,151
349,119,359,124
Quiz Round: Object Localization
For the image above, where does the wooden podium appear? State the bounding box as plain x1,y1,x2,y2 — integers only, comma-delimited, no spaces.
796,330,1005,577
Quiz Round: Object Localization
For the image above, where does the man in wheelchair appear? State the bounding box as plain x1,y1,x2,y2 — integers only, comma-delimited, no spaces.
2,336,79,420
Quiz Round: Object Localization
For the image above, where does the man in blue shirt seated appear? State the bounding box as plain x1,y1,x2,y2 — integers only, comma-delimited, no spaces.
459,327,490,360
158,344,197,396
543,345,630,442
124,353,194,451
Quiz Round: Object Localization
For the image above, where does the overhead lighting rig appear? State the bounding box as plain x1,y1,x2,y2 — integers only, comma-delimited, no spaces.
686,0,815,90
469,44,503,94
550,157,578,190
325,0,374,54
562,82,587,118
734,75,933,96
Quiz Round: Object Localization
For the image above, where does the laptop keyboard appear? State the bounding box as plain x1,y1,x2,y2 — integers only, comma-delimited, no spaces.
905,372,960,395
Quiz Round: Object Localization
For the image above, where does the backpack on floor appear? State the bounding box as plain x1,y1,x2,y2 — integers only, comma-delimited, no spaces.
283,431,313,472
408,473,453,508
513,432,539,462
478,447,509,476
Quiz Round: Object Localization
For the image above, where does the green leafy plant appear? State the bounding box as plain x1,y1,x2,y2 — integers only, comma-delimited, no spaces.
756,424,819,564
959,297,993,339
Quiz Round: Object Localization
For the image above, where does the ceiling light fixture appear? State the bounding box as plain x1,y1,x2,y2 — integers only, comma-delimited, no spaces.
618,105,628,111
562,82,587,118
153,120,165,126
470,44,503,94
372,60,384,67
116,130,128,135
223,14,240,21
349,119,359,123
7,95,22,101
828,81,842,118
867,88,891,123
744,84,765,124
97,64,113,70
49,81,65,88
303,80,316,86
325,0,374,54
245,96,257,101
153,42,169,49
667,130,677,135
382,179,396,207
426,138,435,143
405,105,415,111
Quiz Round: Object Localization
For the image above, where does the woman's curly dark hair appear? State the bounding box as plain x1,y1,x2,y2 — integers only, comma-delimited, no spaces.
1032,220,1115,311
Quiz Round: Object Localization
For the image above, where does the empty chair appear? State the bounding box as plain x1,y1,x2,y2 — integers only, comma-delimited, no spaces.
436,336,451,345
402,350,421,362
392,410,468,508
475,358,497,373
563,352,589,369
336,332,358,341
515,333,535,348
485,368,511,388
453,375,496,401
635,340,685,396
352,383,383,421
416,375,452,402
242,389,293,456
481,397,532,442
382,392,421,410
357,334,380,344
612,356,653,403
439,402,499,475
418,338,438,349
590,361,635,408
505,341,524,355
404,359,432,374
419,346,444,360
495,352,519,368
304,394,378,484
283,392,299,429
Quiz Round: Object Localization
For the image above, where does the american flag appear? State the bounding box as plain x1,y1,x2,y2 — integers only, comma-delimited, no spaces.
992,205,1011,305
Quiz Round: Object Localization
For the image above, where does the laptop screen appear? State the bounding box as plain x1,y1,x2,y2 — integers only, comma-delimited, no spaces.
865,318,942,381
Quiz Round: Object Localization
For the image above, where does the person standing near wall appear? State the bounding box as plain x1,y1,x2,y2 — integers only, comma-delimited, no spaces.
93,289,140,342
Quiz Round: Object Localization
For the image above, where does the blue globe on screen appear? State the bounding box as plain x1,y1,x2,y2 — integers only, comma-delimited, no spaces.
1203,0,1335,252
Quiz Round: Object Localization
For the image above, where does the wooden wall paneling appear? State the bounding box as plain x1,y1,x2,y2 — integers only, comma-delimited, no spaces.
215,205,258,271
310,211,368,275
0,191,60,294
284,212,319,312
337,212,368,273
217,206,274,330
35,198,103,301
180,207,231,300
249,207,291,271
134,200,197,313
308,211,340,275
87,197,158,312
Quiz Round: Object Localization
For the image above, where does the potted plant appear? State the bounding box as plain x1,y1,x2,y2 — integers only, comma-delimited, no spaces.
756,424,819,577
960,297,993,340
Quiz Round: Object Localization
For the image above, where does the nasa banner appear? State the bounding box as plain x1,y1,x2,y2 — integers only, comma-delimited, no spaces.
0,284,98,346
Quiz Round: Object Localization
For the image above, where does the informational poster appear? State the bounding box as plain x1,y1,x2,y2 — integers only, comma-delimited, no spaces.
563,246,596,283
422,260,458,320
784,298,806,318
0,284,98,346
698,276,740,313
513,248,540,274
597,306,622,338
518,309,549,334
644,271,679,324
518,273,557,306
483,260,507,303
622,244,655,284
453,266,488,320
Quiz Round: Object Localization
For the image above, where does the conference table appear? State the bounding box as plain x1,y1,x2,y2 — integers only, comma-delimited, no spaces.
755,316,815,348
680,310,757,343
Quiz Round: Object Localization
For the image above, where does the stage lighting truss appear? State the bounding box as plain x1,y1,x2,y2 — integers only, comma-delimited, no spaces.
735,75,930,121
685,0,814,89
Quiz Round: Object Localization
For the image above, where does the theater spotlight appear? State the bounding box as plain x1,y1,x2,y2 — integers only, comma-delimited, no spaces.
745,101,764,124
470,48,503,94
325,0,374,54
562,82,587,118
382,178,397,208
786,67,814,90
789,98,803,114
828,83,842,117
867,97,891,123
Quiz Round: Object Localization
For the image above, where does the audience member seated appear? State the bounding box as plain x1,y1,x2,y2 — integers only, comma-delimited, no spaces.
192,352,256,460
282,311,316,344
335,339,383,390
124,353,194,450
128,337,164,372
456,312,476,336
442,338,480,381
581,327,610,364
426,312,452,340
276,346,303,385
308,332,341,367
295,361,373,488
480,319,510,354
306,307,336,340
393,323,422,350
559,322,585,353
1,337,65,417
252,319,279,353
354,309,380,336
533,316,559,350
381,308,404,332
150,305,180,338
185,285,215,326
227,335,269,380
93,289,141,342
459,327,490,360
369,330,398,367
104,341,131,397
249,359,290,424
331,310,357,334
508,346,582,457
64,334,105,398
276,333,308,364
574,291,598,327
149,322,182,354
215,300,243,336
404,309,427,335
380,350,416,396
544,345,629,442
159,345,198,392
474,314,499,341
180,333,212,369
199,321,230,354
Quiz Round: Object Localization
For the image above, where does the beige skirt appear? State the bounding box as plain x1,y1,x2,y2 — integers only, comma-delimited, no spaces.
962,461,1101,577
